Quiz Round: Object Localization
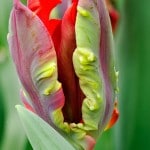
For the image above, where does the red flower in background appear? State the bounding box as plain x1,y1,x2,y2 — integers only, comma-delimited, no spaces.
106,0,120,32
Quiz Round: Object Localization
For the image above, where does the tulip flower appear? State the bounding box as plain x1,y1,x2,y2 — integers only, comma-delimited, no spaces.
8,0,118,149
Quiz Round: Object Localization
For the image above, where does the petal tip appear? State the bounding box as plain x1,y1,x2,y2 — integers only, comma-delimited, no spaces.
13,0,20,8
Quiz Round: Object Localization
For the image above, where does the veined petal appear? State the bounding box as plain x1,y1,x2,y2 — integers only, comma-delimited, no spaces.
27,0,62,55
8,0,64,125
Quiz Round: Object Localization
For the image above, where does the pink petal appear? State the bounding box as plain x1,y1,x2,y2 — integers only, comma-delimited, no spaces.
27,0,62,56
83,135,96,150
8,0,65,124
98,0,117,127
20,89,35,112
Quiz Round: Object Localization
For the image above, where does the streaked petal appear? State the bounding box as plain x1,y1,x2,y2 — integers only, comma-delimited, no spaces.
27,0,62,55
8,0,64,125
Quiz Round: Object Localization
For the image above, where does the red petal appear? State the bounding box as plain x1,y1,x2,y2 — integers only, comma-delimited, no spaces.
27,0,40,12
27,0,61,15
104,101,119,130
48,19,62,54
105,0,119,32
109,8,119,32
27,0,61,29
57,0,84,123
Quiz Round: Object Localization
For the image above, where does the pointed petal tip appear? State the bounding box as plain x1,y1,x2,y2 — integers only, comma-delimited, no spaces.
20,90,35,112
15,104,21,110
13,0,25,11
104,101,119,131
15,105,28,115
13,0,20,8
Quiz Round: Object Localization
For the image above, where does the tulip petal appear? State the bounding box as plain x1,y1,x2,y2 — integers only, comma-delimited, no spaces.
56,0,85,123
73,0,118,137
20,89,35,112
104,101,119,131
97,0,118,127
82,135,96,150
8,0,64,125
27,0,62,56
27,0,61,34
48,19,62,54
73,0,104,135
27,0,61,19
59,0,69,18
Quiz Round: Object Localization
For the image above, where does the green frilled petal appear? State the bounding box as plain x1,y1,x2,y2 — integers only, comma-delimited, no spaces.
73,0,105,135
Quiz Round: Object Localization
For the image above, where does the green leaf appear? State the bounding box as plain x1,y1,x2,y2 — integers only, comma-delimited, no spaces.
16,105,75,150
0,61,27,150
0,83,5,146
116,0,150,150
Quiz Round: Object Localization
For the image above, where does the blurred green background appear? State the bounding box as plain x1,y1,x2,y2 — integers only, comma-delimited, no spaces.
0,0,150,150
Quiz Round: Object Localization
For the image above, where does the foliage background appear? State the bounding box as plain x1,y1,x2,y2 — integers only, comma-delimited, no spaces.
0,0,150,149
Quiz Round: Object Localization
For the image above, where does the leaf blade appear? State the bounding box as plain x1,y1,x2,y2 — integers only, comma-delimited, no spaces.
16,105,75,150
